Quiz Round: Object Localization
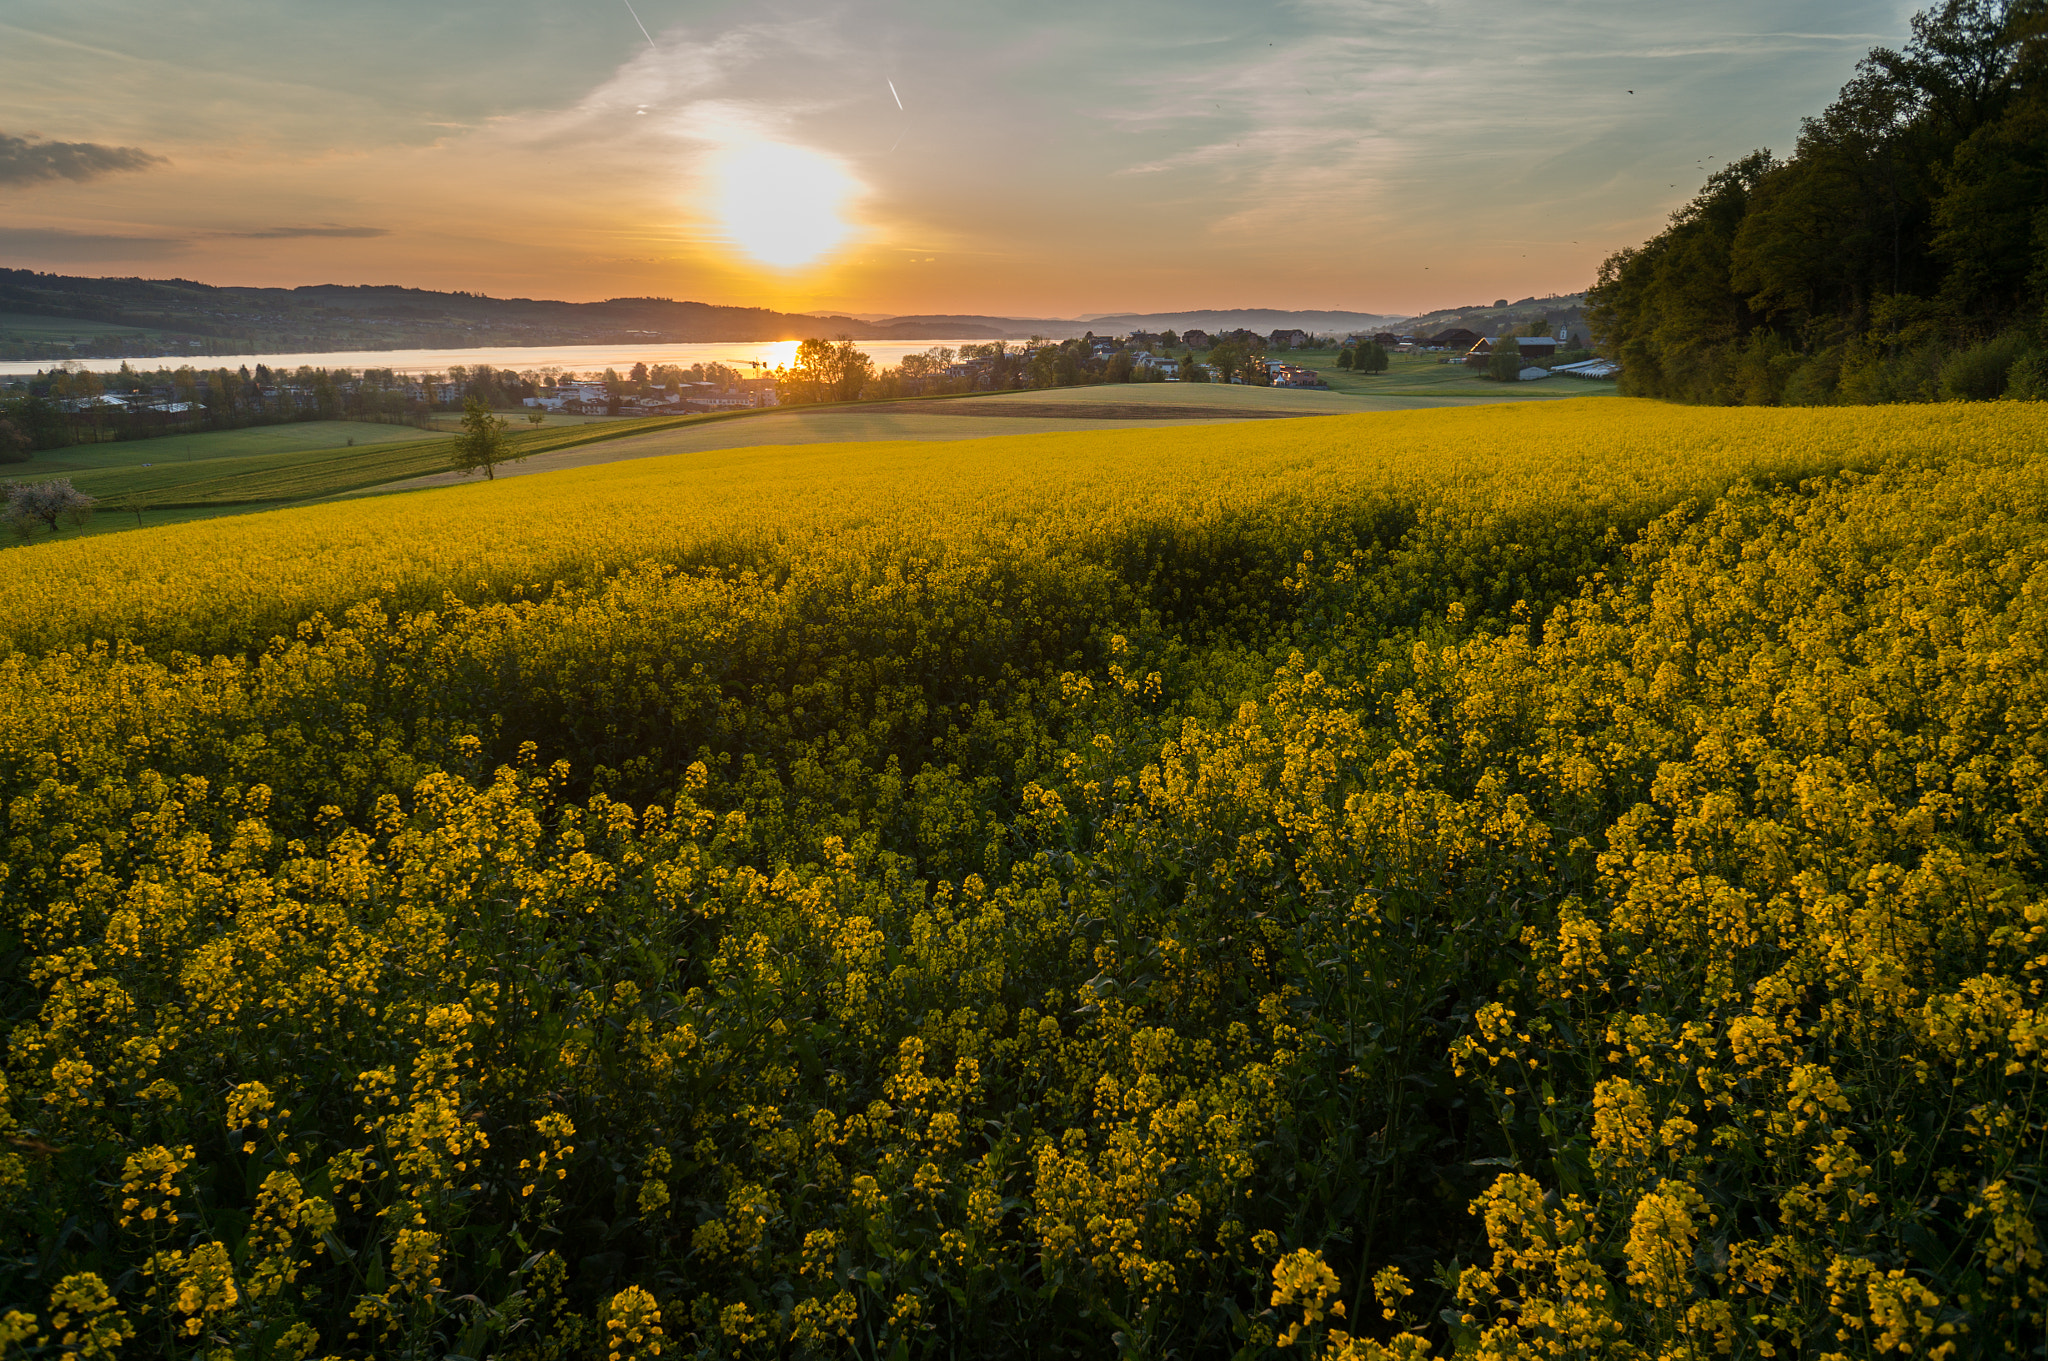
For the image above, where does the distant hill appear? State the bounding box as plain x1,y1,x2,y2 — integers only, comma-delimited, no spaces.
1077,309,1405,335
0,271,1010,363
1399,292,1590,342
870,309,1410,341
0,269,1432,362
870,314,1089,340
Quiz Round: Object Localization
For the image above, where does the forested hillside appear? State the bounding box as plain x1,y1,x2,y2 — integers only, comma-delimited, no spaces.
1589,0,2048,404
0,273,1001,363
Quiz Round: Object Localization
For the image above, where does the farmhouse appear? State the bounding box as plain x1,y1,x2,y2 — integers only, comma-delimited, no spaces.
1466,335,1559,360
1268,328,1311,349
1267,361,1326,388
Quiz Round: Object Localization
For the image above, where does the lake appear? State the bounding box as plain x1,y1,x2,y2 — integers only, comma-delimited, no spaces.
0,338,1003,379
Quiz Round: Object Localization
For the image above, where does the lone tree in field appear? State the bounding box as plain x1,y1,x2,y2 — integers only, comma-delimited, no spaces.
526,410,545,430
1360,341,1390,374
5,478,94,539
451,397,520,481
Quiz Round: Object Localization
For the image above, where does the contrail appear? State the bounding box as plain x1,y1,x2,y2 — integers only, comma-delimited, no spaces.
622,0,656,50
888,80,904,110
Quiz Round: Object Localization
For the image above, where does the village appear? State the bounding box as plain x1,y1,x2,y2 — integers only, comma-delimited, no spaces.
2,315,1621,450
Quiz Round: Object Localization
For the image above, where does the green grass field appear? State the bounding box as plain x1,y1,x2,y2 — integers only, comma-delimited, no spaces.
1269,348,1617,399
5,415,717,521
417,409,626,433
26,420,439,474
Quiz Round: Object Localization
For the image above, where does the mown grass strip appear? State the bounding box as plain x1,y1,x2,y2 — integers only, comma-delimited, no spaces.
77,410,778,507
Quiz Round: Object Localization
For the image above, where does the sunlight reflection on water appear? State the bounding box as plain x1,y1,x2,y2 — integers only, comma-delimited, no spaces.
0,338,1005,379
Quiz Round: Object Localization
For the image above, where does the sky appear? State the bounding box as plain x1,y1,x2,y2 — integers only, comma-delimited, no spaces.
0,0,1922,319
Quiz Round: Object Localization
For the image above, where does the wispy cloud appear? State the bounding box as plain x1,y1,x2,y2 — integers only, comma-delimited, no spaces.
0,130,164,185
0,225,185,259
1090,0,1911,242
217,225,392,239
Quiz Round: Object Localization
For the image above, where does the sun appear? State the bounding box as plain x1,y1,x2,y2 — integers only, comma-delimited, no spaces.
710,142,859,270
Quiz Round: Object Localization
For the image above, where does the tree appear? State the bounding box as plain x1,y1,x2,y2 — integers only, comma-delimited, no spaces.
312,369,341,421
831,340,874,401
2009,351,2048,398
778,340,831,404
6,478,93,537
1336,346,1356,370
0,416,27,463
779,338,873,405
1585,0,2048,407
1361,342,1390,374
1180,351,1209,382
451,397,519,481
1486,336,1525,382
1107,350,1135,383
1222,341,1272,385
1208,341,1245,383
1932,92,2048,325
527,410,546,430
2,395,66,451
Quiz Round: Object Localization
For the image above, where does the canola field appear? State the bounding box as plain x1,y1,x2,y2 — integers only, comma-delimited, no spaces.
1,397,2044,1360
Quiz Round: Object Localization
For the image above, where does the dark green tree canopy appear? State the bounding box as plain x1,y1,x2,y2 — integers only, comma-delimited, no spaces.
1590,0,2048,406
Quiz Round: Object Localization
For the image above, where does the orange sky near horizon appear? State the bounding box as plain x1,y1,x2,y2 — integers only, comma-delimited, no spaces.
0,0,1920,318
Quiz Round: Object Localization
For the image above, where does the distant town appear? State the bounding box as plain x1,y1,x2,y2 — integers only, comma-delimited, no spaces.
0,312,1614,452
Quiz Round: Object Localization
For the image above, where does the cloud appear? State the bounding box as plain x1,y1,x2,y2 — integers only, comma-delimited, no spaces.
0,226,187,261
0,130,164,185
1090,0,1911,241
217,225,392,239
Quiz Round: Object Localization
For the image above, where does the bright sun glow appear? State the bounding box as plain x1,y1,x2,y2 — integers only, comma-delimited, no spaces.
710,142,859,270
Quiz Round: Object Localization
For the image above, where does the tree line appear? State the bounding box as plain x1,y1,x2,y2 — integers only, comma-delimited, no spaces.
1589,0,2048,404
0,362,547,457
772,334,1309,406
